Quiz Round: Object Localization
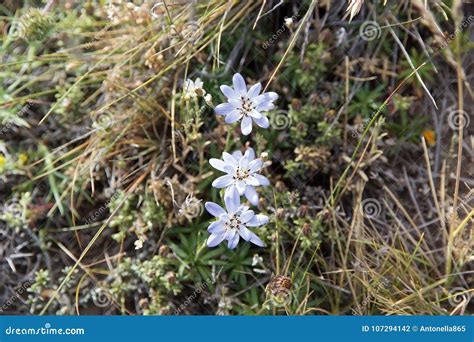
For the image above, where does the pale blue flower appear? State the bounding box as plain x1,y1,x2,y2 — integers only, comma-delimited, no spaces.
215,73,278,135
205,188,268,249
210,147,270,206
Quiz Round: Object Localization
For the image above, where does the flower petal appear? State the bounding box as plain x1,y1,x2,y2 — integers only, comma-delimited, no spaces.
248,109,263,119
241,115,253,135
227,232,240,249
222,152,238,167
239,150,251,169
212,175,234,188
248,159,263,172
228,99,241,107
207,232,226,247
232,150,243,160
232,73,247,94
220,85,239,99
254,92,278,105
247,83,262,98
255,101,275,112
205,202,226,217
249,231,265,247
209,158,227,172
239,205,249,213
246,148,255,160
246,176,260,186
215,103,235,116
253,174,270,186
238,225,252,241
236,180,246,194
224,228,235,241
224,165,235,174
208,221,225,233
254,114,270,128
225,110,242,124
247,214,269,227
239,210,254,223
224,186,240,213
244,186,259,206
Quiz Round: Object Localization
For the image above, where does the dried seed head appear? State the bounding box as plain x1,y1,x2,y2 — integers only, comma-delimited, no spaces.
165,271,176,284
291,98,302,111
276,208,285,219
267,275,292,296
275,180,287,192
298,204,309,218
159,245,170,256
302,222,311,236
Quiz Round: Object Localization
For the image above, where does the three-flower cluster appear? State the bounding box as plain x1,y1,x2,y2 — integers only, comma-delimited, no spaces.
204,73,278,249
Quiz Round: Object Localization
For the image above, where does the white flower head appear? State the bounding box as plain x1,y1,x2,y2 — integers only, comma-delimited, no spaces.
210,147,270,206
204,93,212,104
215,73,278,135
183,78,205,100
205,189,268,249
